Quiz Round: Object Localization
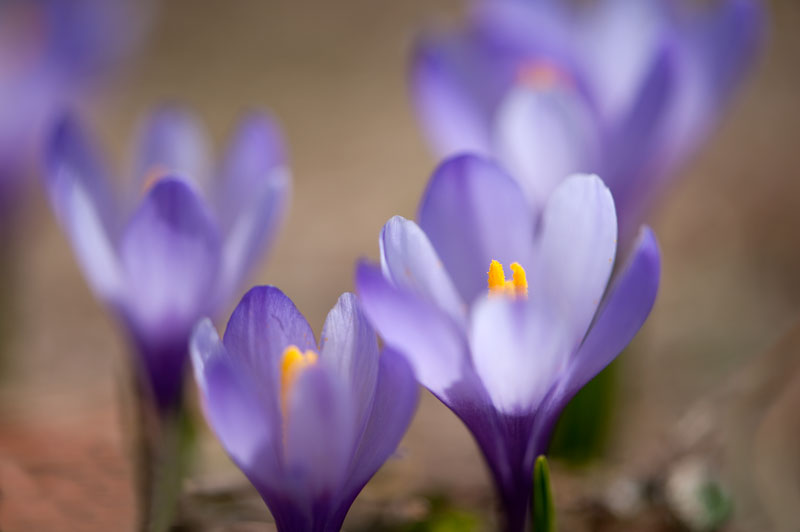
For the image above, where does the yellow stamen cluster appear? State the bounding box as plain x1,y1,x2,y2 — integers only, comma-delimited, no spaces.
487,260,528,298
280,345,319,419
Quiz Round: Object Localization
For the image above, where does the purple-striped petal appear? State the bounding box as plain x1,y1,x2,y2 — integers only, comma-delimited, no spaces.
417,154,534,304
119,178,221,341
320,292,380,436
562,226,660,399
196,348,280,490
285,365,355,498
355,261,468,400
380,216,465,324
44,116,122,301
529,174,617,348
132,106,212,194
333,348,419,526
470,296,567,414
222,286,316,423
493,85,601,209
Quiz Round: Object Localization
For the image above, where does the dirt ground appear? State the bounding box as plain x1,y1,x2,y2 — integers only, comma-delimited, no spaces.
1,1,799,530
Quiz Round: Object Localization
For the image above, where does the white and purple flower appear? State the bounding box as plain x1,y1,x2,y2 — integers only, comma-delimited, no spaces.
191,287,418,531
412,0,763,242
356,155,660,530
44,107,289,411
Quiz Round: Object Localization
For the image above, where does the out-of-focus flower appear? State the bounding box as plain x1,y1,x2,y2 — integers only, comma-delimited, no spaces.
355,155,660,531
44,108,290,411
412,0,763,242
0,0,150,214
191,287,418,531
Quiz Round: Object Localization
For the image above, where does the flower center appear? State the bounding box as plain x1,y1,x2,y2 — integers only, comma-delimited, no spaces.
516,60,573,90
280,345,319,419
487,260,528,298
141,165,170,194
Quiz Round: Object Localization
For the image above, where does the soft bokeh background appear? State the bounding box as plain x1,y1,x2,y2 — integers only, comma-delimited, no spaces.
1,1,799,530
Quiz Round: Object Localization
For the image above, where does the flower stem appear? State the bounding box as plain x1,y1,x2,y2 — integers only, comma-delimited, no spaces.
129,363,194,532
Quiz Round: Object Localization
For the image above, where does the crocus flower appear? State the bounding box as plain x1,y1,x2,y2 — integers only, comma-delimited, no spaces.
412,0,762,242
355,155,660,531
191,287,419,531
0,0,149,216
44,108,289,411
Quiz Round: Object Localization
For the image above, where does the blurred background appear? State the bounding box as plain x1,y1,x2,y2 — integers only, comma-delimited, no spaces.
0,1,798,530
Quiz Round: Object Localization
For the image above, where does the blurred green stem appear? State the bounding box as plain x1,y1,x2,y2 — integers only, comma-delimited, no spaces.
130,367,195,532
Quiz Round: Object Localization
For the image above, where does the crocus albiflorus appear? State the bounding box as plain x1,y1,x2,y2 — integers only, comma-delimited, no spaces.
44,108,290,412
0,0,149,216
191,287,419,531
355,155,660,531
412,0,762,242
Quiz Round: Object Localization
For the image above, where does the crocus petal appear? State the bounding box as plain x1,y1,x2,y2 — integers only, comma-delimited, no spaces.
411,34,494,157
661,0,763,171
417,154,534,304
285,365,355,498
213,114,290,303
355,261,468,400
470,296,567,414
197,352,280,489
380,216,465,324
604,42,676,241
333,348,419,525
132,105,212,193
562,226,660,398
216,169,288,304
529,174,617,348
222,286,317,420
493,85,601,209
119,178,221,340
217,112,288,226
681,0,763,101
45,0,151,76
469,0,573,60
189,318,228,390
320,292,380,436
577,0,668,120
44,115,122,301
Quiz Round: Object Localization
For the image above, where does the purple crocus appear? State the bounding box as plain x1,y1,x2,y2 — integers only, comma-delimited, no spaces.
412,0,762,242
191,287,419,531
0,0,149,215
44,108,289,411
355,155,660,531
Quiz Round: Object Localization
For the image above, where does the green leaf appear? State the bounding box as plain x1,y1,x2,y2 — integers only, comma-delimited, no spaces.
532,455,556,532
548,358,619,465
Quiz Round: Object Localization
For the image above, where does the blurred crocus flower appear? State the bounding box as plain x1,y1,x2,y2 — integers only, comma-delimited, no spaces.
191,287,418,531
44,108,289,411
0,0,149,214
412,0,762,241
355,155,660,531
